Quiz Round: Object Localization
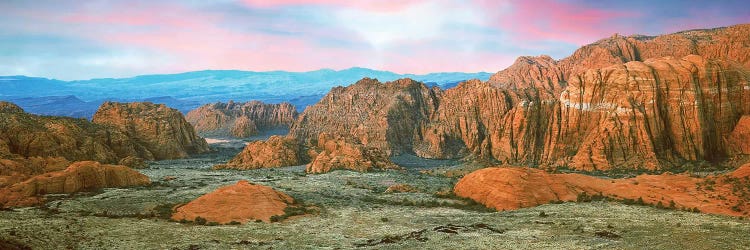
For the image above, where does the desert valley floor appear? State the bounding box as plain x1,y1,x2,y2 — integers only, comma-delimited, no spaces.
1,138,748,250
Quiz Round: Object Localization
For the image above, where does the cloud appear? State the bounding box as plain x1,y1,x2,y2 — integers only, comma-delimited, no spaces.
0,0,748,80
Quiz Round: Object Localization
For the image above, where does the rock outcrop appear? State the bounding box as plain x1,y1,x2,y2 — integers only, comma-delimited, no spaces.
171,180,295,224
213,136,302,170
454,165,750,217
93,101,210,160
0,161,150,207
186,101,297,138
291,78,439,156
306,133,400,173
0,101,151,164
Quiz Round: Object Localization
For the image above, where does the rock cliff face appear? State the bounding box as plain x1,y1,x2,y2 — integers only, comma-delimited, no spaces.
93,101,210,160
0,161,150,207
171,180,295,224
213,136,302,170
454,165,750,217
186,101,297,138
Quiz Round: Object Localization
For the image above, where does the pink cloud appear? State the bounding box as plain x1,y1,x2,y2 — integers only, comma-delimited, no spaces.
476,0,639,45
240,0,423,12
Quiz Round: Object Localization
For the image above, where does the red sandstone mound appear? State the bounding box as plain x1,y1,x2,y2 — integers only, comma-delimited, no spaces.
213,135,302,170
306,133,400,173
171,180,295,224
0,161,150,207
186,101,297,138
93,102,210,160
455,165,750,217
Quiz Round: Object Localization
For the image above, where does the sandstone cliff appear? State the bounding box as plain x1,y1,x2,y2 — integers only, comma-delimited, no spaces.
171,180,295,224
186,101,297,138
93,101,210,160
454,165,750,217
0,161,150,207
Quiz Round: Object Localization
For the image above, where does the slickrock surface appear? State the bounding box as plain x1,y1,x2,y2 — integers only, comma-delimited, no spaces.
171,180,294,224
306,133,400,174
455,165,750,217
0,161,150,207
213,136,302,170
186,101,297,138
93,101,209,160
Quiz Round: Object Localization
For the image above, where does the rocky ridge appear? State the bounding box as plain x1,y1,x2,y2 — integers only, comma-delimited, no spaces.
93,101,210,160
186,101,297,138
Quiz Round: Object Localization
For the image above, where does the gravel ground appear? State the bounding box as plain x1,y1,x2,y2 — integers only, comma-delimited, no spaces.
0,144,748,249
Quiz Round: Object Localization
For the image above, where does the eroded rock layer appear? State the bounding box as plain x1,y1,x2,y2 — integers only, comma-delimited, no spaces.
454,165,750,217
171,180,295,224
93,101,209,160
186,101,297,138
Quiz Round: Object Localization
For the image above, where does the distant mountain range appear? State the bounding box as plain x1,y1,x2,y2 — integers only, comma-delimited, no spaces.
0,68,491,118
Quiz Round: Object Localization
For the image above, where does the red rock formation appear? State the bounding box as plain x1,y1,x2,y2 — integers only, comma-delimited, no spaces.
0,157,70,188
727,116,750,155
93,101,209,160
455,165,750,217
213,136,302,170
186,101,297,138
0,161,150,207
171,180,295,224
306,133,400,173
0,101,152,164
291,78,439,156
219,24,750,172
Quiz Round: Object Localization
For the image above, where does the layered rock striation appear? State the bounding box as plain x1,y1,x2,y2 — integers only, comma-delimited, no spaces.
186,101,297,138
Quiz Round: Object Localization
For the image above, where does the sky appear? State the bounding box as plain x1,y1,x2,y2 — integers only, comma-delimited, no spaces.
1,0,748,80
